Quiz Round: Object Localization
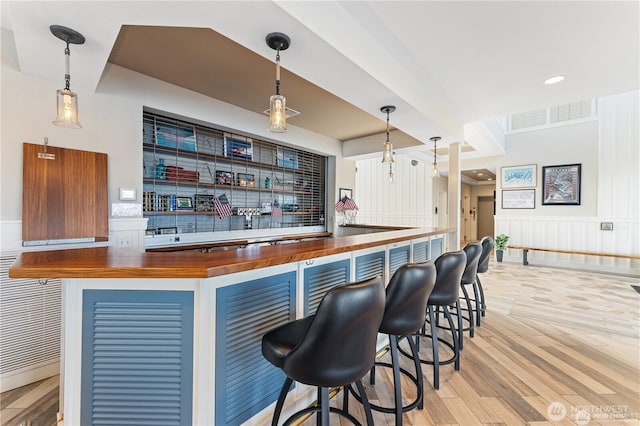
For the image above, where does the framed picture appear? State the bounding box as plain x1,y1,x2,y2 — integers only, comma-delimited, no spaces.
339,188,353,199
156,122,197,152
277,147,299,169
501,164,536,188
502,189,535,209
542,164,581,205
176,196,193,210
215,170,234,186
236,173,256,188
224,134,253,160
194,194,215,212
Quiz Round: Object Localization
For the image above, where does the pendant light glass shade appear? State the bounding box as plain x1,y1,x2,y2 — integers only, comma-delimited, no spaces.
50,25,85,129
268,94,287,132
380,105,396,164
266,33,291,133
382,140,394,164
53,89,81,128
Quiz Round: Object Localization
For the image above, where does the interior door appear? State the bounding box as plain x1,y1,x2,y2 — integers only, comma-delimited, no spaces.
477,196,494,239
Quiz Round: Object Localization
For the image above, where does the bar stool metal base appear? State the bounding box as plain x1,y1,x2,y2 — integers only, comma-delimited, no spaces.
399,303,460,389
273,377,374,426
347,335,424,425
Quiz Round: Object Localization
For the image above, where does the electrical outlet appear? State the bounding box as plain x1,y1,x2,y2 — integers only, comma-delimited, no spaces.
117,236,133,248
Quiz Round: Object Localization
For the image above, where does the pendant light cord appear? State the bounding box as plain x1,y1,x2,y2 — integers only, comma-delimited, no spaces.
275,47,281,96
64,43,71,90
385,110,390,142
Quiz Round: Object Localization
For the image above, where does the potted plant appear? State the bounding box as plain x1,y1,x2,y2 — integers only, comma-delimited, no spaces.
495,234,509,262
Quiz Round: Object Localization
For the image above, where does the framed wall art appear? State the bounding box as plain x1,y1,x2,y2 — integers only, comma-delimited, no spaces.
276,147,299,169
502,189,535,209
236,173,256,188
224,134,253,160
501,164,536,188
156,122,197,152
215,170,234,186
542,163,581,205
339,188,353,199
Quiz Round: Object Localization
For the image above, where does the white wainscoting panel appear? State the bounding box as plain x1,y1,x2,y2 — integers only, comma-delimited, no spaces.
495,216,639,275
0,252,62,392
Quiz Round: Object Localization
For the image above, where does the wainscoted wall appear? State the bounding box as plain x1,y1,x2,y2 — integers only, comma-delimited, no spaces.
354,155,435,227
495,216,639,275
0,217,147,392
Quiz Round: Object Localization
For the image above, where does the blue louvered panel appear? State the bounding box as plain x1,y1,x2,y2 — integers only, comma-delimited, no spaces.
354,251,384,282
216,271,296,426
389,246,410,278
304,259,350,316
81,290,194,426
431,237,444,260
413,241,430,263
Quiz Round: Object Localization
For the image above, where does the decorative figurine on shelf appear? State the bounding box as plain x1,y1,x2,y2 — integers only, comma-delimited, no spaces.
155,158,165,180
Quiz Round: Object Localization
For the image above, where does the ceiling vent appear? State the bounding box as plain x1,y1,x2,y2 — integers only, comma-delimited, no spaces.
550,100,593,123
510,109,547,130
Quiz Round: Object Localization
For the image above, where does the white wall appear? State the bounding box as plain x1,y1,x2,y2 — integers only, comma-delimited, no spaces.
1,28,354,250
355,155,434,227
495,92,639,274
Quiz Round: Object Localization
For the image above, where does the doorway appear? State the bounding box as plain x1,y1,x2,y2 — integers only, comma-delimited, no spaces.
477,195,494,239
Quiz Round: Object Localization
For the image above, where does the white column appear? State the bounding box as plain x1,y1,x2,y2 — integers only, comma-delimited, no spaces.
447,142,461,250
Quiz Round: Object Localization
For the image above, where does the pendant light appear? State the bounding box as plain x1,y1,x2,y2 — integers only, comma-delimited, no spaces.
380,106,396,164
266,32,291,133
431,136,441,177
50,25,85,129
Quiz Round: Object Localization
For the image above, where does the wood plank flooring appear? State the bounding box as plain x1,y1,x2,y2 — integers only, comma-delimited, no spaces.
2,261,639,425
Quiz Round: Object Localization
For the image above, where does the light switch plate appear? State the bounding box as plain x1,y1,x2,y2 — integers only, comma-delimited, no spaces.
119,188,136,201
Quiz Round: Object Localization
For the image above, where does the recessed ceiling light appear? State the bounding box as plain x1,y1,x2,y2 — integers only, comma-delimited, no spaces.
478,173,484,176
488,178,493,181
544,75,565,85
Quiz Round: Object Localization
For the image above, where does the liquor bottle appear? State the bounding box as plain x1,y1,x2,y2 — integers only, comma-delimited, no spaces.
155,158,165,179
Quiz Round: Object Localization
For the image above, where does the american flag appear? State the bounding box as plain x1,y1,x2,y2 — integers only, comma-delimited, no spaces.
214,193,233,219
272,201,283,219
343,197,358,211
335,198,346,212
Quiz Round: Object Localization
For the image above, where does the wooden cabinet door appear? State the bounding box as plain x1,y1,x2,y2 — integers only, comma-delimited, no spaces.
22,142,108,243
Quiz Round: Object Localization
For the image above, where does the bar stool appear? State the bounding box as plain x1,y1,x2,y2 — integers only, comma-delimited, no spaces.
456,241,483,349
475,236,494,323
261,276,385,426
346,262,436,425
402,250,466,389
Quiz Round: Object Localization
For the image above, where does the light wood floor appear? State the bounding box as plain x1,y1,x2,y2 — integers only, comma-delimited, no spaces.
2,261,639,425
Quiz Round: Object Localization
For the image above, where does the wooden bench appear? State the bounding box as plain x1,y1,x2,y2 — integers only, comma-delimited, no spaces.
508,245,640,265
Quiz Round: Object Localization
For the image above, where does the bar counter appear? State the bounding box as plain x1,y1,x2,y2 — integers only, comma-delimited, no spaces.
9,227,450,279
9,227,452,426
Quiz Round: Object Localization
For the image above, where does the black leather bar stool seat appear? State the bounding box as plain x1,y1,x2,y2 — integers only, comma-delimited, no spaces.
475,236,494,322
401,250,466,389
347,262,436,425
262,276,385,426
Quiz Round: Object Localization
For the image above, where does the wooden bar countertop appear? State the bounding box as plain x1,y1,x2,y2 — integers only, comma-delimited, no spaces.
9,227,451,279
